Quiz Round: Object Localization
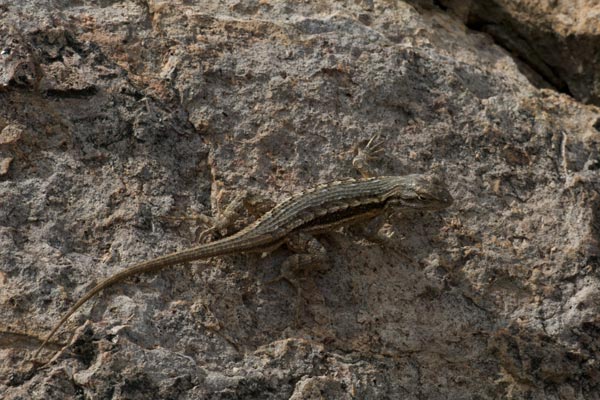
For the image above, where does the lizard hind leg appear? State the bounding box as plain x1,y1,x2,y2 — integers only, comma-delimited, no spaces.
196,190,248,242
197,190,275,243
265,232,328,324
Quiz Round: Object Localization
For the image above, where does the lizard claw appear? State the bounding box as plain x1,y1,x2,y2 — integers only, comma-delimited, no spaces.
352,133,386,178
197,225,217,243
364,133,385,156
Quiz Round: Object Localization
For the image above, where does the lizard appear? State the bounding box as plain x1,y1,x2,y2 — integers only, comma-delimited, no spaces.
34,172,453,361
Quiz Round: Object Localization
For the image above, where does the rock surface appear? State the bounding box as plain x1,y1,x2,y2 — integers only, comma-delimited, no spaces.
437,0,600,105
1,1,599,399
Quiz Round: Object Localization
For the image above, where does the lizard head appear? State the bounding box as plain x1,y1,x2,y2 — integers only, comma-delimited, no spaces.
384,174,453,211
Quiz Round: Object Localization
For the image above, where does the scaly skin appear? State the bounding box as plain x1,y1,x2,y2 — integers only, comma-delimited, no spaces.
34,174,452,360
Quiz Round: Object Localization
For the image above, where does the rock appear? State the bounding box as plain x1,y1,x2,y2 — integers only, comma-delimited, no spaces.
0,1,598,399
437,0,600,105
0,157,12,175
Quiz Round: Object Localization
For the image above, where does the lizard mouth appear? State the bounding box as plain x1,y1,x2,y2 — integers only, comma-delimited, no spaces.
401,198,442,209
399,192,453,210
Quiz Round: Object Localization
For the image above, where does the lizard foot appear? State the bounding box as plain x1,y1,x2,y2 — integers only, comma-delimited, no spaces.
352,134,385,178
264,233,329,325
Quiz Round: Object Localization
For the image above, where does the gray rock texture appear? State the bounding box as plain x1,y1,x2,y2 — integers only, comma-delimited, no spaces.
437,0,600,106
1,1,599,399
